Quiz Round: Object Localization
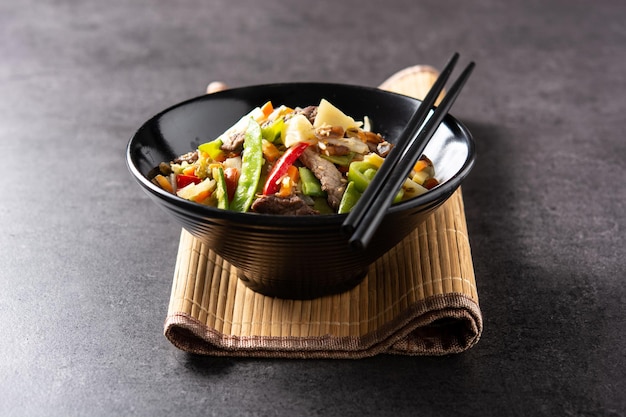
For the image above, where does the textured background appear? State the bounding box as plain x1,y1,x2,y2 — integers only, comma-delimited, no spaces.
1,0,625,416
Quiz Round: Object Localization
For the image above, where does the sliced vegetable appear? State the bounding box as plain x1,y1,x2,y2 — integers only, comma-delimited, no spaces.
412,170,430,185
176,174,202,189
260,101,274,118
412,156,437,186
347,160,403,202
262,139,281,162
319,152,355,167
262,141,309,195
413,159,429,173
261,117,285,143
182,165,196,176
213,166,229,210
154,98,439,214
176,178,216,203
276,165,299,198
321,137,369,154
338,181,361,214
282,114,316,148
198,138,225,161
298,166,325,197
313,98,360,130
312,197,334,214
223,167,239,201
363,152,385,169
230,119,264,212
153,174,173,193
402,178,429,199
347,161,378,193
394,188,405,202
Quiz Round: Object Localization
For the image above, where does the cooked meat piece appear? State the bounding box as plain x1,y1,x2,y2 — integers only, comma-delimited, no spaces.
316,125,345,139
251,194,319,215
376,141,394,157
173,150,198,165
158,162,172,176
220,131,245,154
319,142,351,157
298,147,346,210
366,140,394,157
294,106,318,124
348,128,385,143
361,130,385,144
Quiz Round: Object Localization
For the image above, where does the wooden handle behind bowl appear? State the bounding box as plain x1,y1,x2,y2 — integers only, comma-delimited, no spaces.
206,81,228,94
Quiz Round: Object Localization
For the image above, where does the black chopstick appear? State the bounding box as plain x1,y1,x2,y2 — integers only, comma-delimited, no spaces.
341,53,460,238
342,57,475,251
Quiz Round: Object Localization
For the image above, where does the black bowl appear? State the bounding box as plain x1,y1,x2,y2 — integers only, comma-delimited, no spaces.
127,83,475,299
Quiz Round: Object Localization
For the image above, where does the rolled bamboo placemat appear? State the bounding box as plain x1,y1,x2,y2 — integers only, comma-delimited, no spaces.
164,65,482,357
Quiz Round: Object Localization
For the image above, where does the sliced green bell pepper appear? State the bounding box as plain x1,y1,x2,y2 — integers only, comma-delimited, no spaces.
261,118,284,143
230,119,263,212
338,181,361,214
298,166,326,197
348,161,377,193
347,160,404,203
320,152,355,167
198,138,224,161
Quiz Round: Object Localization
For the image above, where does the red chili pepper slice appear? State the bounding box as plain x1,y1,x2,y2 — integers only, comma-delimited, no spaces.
262,142,310,195
176,174,202,189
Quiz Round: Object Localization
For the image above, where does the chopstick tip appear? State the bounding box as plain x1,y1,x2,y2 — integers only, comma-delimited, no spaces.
348,236,365,252
340,223,355,238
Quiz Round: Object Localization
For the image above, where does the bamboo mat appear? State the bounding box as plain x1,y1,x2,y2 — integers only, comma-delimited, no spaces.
164,65,482,358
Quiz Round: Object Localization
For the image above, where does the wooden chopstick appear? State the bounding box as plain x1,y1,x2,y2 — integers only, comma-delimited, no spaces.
342,56,475,251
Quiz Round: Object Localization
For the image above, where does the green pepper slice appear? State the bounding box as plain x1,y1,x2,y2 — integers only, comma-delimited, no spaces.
348,161,377,193
347,160,403,203
261,118,284,143
230,119,263,212
198,138,224,161
338,181,362,214
320,152,355,167
298,166,326,197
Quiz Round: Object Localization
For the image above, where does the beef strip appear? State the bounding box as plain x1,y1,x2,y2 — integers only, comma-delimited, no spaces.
251,194,319,215
377,141,393,157
293,106,318,124
298,147,346,210
316,125,345,139
319,143,351,156
353,129,394,157
220,131,245,154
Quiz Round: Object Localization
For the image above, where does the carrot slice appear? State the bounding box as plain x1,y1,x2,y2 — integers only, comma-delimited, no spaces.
413,159,429,172
261,101,274,118
154,175,173,193
276,165,300,198
262,139,281,162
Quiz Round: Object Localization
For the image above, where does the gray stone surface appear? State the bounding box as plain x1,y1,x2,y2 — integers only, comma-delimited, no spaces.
1,0,625,415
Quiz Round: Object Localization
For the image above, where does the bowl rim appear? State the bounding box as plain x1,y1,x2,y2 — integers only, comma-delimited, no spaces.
126,82,476,226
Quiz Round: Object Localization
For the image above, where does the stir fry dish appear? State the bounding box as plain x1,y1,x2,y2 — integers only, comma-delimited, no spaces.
151,99,439,215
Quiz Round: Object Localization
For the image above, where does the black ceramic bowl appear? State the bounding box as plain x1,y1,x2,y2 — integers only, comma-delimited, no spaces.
127,83,475,299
